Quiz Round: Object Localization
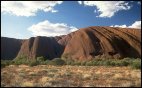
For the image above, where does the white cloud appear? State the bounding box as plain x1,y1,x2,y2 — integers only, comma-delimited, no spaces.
129,21,141,29
78,1,131,18
110,25,127,28
1,1,63,17
110,21,141,29
137,1,141,5
78,1,82,5
28,20,78,37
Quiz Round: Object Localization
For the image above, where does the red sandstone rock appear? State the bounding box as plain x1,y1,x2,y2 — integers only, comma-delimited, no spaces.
63,26,141,61
1,26,141,60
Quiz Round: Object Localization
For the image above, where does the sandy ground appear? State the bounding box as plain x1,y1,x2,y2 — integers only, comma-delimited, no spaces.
1,65,141,87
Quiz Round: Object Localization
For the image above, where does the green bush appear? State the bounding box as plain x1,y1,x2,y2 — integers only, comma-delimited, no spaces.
86,61,93,66
65,59,74,65
13,60,29,65
61,54,72,60
37,56,46,62
91,60,99,66
1,56,141,69
1,60,12,68
40,60,50,65
29,60,39,67
13,55,29,65
102,60,111,66
83,58,141,68
49,58,66,65
66,61,72,65
81,61,86,66
130,59,141,69
74,62,81,66
120,60,129,66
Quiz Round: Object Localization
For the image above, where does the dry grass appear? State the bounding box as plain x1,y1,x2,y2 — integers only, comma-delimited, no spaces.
1,65,141,87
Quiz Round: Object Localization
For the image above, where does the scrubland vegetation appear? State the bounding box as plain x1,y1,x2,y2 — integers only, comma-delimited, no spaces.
1,56,141,87
1,65,141,87
1,56,141,69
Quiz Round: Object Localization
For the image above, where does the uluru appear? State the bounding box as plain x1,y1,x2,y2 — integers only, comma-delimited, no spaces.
1,1,141,87
1,26,141,61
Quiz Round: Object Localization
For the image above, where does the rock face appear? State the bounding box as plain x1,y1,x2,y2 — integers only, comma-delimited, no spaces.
1,26,141,60
63,26,141,61
1,37,23,60
17,36,64,60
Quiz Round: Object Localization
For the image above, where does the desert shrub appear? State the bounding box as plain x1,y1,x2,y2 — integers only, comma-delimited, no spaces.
123,57,133,64
88,59,110,66
13,60,29,65
36,56,48,65
37,56,46,62
112,61,121,66
61,54,72,60
108,60,117,66
84,58,137,67
98,60,105,66
69,61,74,65
74,62,81,66
130,59,141,69
81,61,86,66
96,59,130,66
67,59,75,65
1,63,6,68
66,61,72,65
13,60,22,65
102,60,111,66
13,55,47,66
29,60,39,67
86,61,93,66
94,58,141,69
61,53,73,65
40,60,50,65
1,60,12,68
49,58,66,65
2,55,140,68
13,55,29,65
120,60,129,66
10,60,15,64
91,60,99,66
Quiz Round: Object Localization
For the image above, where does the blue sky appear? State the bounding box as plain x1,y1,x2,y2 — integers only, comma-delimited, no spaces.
1,1,141,39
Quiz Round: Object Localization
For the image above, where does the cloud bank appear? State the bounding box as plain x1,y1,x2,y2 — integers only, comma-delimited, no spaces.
111,21,141,29
1,1,63,17
28,20,78,37
78,1,131,18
